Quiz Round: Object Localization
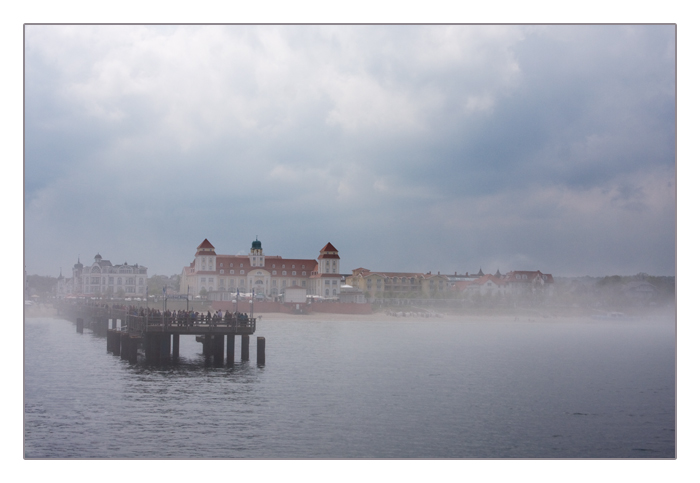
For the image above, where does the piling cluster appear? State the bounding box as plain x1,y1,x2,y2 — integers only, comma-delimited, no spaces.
61,301,266,367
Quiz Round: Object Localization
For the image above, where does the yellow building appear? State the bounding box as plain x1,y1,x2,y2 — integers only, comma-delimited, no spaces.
346,268,450,299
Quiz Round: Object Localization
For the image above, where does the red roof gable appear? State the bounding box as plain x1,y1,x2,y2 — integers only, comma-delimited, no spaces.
198,239,215,249
320,242,338,253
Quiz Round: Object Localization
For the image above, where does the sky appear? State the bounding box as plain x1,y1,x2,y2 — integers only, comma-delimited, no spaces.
23,24,676,278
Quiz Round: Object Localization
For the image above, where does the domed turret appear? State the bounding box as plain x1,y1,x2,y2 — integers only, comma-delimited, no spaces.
249,237,264,266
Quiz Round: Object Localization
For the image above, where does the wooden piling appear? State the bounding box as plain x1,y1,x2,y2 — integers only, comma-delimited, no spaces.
127,336,138,364
226,334,235,366
76,318,84,334
160,333,171,359
113,331,121,356
257,337,265,365
120,333,129,360
172,334,180,360
145,333,162,363
241,334,250,361
213,335,225,366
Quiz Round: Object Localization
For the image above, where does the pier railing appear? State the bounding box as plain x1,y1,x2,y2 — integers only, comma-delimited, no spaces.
55,302,256,336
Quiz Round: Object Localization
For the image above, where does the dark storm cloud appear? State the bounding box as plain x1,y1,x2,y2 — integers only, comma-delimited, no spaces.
24,25,675,277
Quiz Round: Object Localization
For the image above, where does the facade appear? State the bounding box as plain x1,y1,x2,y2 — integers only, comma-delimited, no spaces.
339,284,367,304
179,239,343,301
501,270,554,295
456,274,508,296
345,268,451,299
56,254,148,298
455,270,553,297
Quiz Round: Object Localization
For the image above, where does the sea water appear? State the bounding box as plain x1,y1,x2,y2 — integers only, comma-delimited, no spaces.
24,315,675,458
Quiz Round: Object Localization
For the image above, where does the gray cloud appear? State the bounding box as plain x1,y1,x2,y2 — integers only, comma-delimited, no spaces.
24,25,675,278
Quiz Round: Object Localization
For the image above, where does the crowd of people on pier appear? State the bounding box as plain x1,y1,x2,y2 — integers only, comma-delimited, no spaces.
62,300,254,327
131,308,254,327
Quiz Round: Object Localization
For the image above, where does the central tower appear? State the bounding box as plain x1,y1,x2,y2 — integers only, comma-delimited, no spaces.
249,237,265,267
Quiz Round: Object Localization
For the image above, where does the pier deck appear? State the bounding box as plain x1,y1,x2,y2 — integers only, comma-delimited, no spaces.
55,302,263,365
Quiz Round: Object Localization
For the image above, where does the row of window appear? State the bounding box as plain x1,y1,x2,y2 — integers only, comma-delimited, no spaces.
84,268,145,274
200,278,309,288
86,277,144,285
217,269,309,276
84,286,145,293
208,260,309,270
200,279,306,295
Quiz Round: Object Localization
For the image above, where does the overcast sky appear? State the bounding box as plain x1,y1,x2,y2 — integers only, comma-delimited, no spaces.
23,24,676,278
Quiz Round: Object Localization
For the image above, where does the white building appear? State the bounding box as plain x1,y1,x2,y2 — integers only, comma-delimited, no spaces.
180,239,343,301
56,254,148,298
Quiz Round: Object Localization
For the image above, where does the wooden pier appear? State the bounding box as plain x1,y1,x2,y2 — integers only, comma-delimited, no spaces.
56,302,264,366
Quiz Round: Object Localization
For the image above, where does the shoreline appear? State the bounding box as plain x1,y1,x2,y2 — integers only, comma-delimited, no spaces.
24,304,674,323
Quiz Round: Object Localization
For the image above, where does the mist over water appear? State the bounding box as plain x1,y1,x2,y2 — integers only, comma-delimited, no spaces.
24,315,675,458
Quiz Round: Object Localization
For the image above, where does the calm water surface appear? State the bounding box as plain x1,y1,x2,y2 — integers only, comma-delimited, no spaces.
24,315,675,458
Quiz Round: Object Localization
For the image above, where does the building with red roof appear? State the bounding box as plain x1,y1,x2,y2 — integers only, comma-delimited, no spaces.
180,238,343,301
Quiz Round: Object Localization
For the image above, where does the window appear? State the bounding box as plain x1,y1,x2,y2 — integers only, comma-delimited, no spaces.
230,263,233,267
282,264,286,269
292,265,295,269
230,270,234,274
240,270,245,274
201,278,206,283
208,277,214,283
220,263,223,267
220,270,224,274
257,271,262,275
282,271,287,276
272,264,276,268
292,271,296,276
240,263,243,267
272,270,277,275
302,281,306,287
302,271,306,276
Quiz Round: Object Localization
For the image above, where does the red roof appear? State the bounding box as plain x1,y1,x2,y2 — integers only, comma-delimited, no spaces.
318,242,340,259
198,239,215,249
321,242,338,252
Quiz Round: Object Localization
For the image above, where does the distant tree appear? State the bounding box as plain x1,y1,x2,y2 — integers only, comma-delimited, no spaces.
27,275,59,299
